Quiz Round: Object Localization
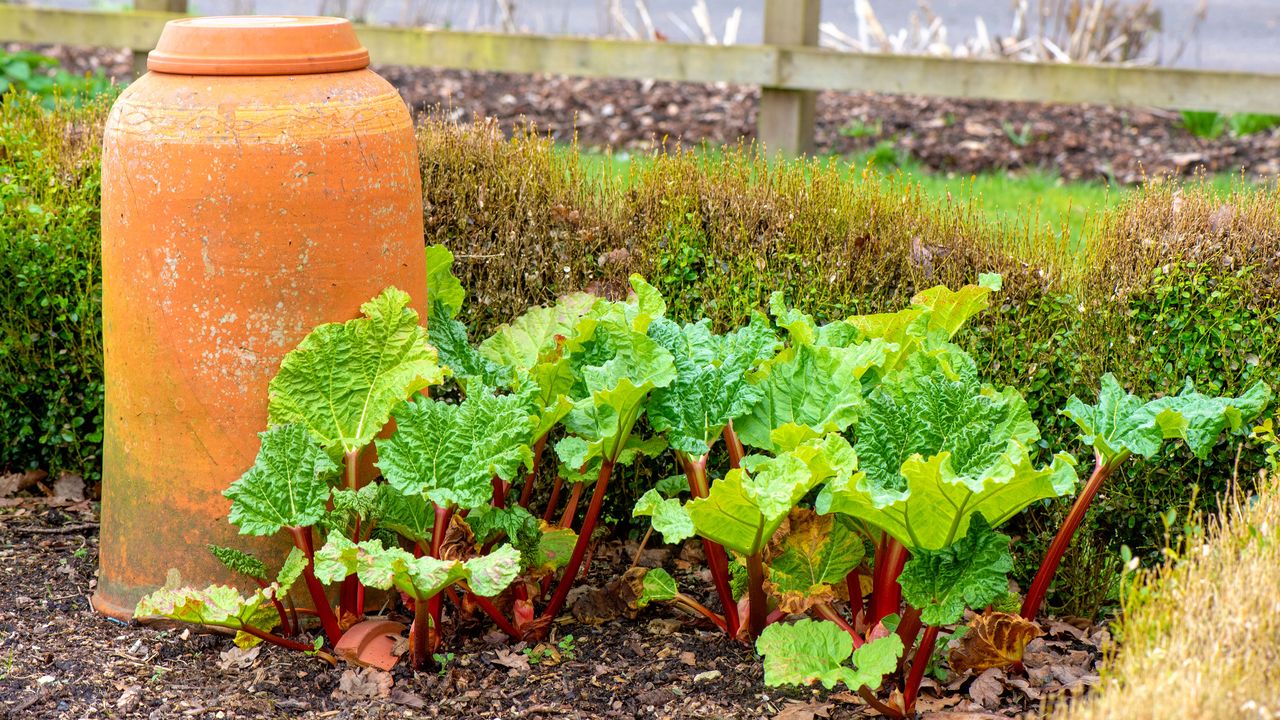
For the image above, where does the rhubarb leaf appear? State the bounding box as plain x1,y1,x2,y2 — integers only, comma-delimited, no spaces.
820,443,1075,551
765,509,865,613
533,525,577,575
756,619,903,690
135,585,280,646
208,545,268,582
463,544,521,597
479,293,598,372
556,281,676,466
898,515,1013,626
374,484,434,544
647,313,780,455
636,567,679,608
1063,374,1272,464
818,357,1076,549
736,340,893,450
276,547,307,593
428,300,512,388
224,424,338,536
686,433,856,556
633,489,695,544
377,386,535,511
314,536,469,601
267,287,445,456
425,244,465,319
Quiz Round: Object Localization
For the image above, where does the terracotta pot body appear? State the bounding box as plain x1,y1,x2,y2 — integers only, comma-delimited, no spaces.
94,17,424,619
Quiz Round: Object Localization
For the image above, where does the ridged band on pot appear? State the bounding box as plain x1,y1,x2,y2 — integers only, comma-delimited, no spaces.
94,16,425,619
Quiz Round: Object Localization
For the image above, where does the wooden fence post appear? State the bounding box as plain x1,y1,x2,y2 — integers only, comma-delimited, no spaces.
759,0,820,156
132,0,188,77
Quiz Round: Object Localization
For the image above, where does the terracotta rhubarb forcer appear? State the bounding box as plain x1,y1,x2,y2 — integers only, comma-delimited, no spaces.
95,17,425,619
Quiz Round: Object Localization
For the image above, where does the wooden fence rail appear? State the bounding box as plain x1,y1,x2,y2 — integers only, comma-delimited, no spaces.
5,3,1280,154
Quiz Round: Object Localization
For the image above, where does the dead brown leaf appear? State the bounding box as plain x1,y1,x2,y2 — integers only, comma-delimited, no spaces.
0,470,45,498
949,611,1044,674
216,645,260,672
773,701,832,720
439,514,478,561
493,647,530,672
968,668,1006,709
52,473,84,501
678,651,697,667
332,667,392,701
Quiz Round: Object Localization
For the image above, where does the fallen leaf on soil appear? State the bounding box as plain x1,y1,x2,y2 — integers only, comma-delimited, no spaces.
217,645,260,672
773,700,832,720
390,689,426,708
52,473,84,501
115,685,142,711
968,668,1006,709
0,469,45,498
332,667,392,701
493,647,530,671
678,651,697,666
913,695,963,712
694,670,722,682
949,611,1043,673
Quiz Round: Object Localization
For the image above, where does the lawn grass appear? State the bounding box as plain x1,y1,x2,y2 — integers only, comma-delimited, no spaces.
571,144,1255,252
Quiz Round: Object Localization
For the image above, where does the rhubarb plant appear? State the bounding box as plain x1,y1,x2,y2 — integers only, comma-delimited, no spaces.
1020,373,1271,618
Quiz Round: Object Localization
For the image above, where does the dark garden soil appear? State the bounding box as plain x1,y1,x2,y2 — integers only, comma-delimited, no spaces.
17,42,1280,183
0,498,1108,720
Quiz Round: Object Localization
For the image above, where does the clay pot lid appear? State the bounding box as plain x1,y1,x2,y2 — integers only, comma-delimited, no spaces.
147,16,370,76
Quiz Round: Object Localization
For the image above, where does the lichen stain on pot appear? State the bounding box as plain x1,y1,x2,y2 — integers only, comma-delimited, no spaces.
94,17,425,619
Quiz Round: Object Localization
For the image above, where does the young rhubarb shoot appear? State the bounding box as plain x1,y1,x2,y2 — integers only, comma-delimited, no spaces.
314,537,520,669
1021,374,1271,619
756,618,903,693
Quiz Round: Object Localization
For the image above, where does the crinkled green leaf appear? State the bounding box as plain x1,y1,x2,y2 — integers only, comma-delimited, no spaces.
377,387,535,511
1063,374,1272,464
267,287,445,456
756,619,903,690
314,536,468,601
686,434,855,556
854,357,1037,494
208,545,268,581
818,357,1073,549
330,482,381,523
765,510,864,608
819,444,1076,551
275,547,307,594
647,313,780,456
224,424,338,536
736,341,892,450
429,300,513,388
515,358,577,441
636,567,679,608
633,489,695,544
135,585,280,643
898,515,1012,626
463,544,521,597
374,483,434,544
468,505,539,546
655,474,691,498
425,244,465,319
478,293,598,372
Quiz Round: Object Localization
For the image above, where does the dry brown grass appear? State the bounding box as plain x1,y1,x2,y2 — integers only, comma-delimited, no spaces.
1050,474,1280,719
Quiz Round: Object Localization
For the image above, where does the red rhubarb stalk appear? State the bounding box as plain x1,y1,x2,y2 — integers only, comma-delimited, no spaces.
1021,452,1125,620
541,459,615,621
287,526,343,644
558,481,584,529
744,535,769,639
518,434,549,509
869,537,909,625
679,452,739,636
723,423,745,470
903,625,940,715
338,449,362,621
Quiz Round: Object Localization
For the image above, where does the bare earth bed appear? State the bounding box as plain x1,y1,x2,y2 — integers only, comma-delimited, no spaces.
0,501,1108,720
19,43,1280,183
